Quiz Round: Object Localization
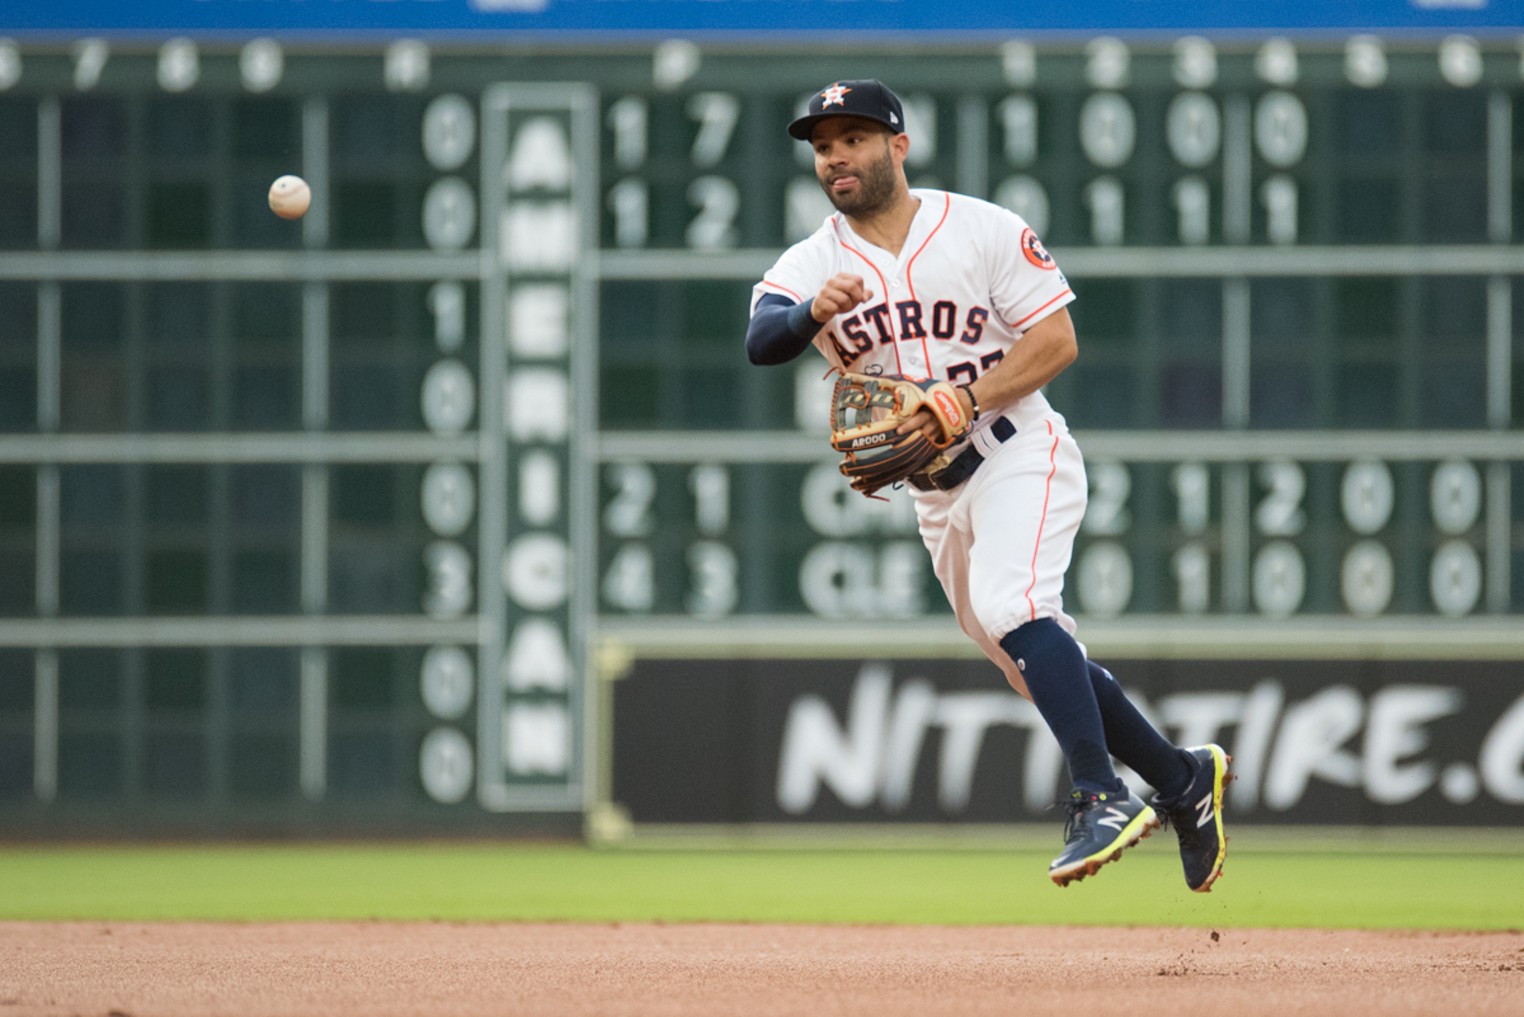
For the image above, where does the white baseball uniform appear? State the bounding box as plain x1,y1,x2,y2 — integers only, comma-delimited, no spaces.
750,189,1085,697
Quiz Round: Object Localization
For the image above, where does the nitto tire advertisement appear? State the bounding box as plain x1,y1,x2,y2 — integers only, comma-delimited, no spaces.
610,657,1524,826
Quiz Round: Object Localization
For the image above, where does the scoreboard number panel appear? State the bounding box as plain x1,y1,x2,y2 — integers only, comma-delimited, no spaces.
1068,454,1498,620
592,452,1512,622
0,34,1520,824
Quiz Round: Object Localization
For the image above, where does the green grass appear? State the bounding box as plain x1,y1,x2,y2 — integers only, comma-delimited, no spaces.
1,842,1520,929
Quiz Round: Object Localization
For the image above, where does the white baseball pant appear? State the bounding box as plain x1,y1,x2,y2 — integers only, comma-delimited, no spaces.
913,415,1088,699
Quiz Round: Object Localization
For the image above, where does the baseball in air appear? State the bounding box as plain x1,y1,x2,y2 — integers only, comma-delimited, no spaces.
267,174,311,220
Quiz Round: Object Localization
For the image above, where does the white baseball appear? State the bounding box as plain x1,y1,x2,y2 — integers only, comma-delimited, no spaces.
268,174,311,220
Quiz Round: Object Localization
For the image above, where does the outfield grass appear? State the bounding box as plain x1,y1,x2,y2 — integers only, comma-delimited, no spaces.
1,841,1519,929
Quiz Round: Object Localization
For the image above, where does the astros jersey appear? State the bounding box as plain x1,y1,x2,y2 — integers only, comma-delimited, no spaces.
751,189,1076,438
752,188,1088,683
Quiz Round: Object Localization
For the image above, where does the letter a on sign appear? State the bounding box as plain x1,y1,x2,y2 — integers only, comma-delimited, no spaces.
503,618,572,692
507,117,573,191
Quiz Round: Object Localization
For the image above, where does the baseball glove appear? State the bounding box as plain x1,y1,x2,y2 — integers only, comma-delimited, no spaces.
829,372,973,497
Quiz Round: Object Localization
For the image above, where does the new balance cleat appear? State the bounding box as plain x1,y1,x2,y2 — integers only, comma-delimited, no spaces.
1049,788,1160,887
1153,744,1233,893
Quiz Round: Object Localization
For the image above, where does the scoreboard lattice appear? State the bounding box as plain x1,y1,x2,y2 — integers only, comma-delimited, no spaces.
0,33,1521,825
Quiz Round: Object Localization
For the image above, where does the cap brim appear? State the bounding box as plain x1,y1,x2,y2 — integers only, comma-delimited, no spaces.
787,112,899,141
787,114,826,140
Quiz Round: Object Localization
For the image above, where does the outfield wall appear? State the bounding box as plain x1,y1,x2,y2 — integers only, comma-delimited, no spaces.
3,13,1524,841
594,623,1524,834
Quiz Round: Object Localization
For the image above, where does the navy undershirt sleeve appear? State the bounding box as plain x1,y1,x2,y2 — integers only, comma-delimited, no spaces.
746,293,824,365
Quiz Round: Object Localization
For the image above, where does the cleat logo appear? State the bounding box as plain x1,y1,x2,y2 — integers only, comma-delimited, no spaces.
1096,807,1129,832
1194,793,1214,829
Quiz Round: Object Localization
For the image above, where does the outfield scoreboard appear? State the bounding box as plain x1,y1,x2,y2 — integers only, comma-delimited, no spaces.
0,25,1522,826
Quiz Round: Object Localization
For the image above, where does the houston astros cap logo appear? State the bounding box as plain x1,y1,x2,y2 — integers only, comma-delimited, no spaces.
820,83,852,107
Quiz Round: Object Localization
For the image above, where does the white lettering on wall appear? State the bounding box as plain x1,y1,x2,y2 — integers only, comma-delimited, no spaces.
776,663,1058,814
777,664,892,812
506,370,570,441
1480,694,1524,803
772,667,1524,817
503,618,572,692
504,703,570,776
1363,686,1465,804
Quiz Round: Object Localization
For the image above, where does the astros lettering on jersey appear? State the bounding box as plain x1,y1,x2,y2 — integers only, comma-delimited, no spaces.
750,190,1074,442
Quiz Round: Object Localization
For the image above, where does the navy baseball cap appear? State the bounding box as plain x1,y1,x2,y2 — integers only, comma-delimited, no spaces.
788,79,906,141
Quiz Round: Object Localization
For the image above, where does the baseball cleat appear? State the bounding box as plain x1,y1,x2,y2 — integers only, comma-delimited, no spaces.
1049,788,1160,888
1153,744,1233,893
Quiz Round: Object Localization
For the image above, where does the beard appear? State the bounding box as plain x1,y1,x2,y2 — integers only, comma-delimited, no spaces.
818,144,898,217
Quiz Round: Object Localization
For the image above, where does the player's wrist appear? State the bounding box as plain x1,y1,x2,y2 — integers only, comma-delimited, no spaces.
788,300,827,338
958,384,981,422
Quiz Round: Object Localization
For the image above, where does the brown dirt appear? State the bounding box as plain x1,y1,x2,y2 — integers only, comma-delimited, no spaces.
2,922,1520,1017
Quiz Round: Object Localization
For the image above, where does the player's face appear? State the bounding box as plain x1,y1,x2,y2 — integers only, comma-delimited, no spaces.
811,118,903,218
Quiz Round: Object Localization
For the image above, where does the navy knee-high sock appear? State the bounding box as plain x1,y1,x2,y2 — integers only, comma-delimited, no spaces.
1086,661,1193,800
999,618,1121,795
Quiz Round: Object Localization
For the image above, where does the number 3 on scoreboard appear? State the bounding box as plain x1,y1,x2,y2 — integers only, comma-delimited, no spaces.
425,541,473,619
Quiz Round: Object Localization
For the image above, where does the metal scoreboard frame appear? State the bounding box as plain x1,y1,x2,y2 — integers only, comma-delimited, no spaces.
0,63,611,821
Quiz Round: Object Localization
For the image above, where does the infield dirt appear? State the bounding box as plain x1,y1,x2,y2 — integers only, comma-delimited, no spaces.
3,921,1520,1016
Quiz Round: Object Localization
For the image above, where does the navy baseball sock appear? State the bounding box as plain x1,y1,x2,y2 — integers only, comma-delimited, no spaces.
1086,660,1194,801
999,618,1122,796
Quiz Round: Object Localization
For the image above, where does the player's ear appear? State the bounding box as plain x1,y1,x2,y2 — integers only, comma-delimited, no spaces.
891,130,910,165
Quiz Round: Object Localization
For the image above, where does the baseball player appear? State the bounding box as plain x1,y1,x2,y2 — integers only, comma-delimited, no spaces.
746,79,1232,890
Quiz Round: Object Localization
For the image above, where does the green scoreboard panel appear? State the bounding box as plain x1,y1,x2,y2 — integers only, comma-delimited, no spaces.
0,35,1520,825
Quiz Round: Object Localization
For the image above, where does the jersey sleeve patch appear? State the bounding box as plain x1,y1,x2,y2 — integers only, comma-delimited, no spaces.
1020,227,1057,270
